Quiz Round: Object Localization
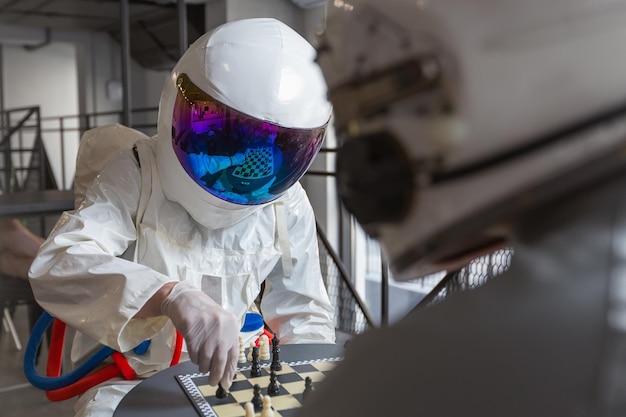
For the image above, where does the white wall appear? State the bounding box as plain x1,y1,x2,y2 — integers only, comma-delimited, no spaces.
3,41,79,189
226,0,302,27
73,30,166,134
3,43,78,113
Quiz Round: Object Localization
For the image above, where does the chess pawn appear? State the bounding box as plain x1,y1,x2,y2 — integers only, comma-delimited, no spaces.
244,402,255,417
252,384,263,411
238,336,247,363
259,334,270,360
247,342,255,362
215,383,228,399
261,395,275,417
267,369,280,396
302,376,314,403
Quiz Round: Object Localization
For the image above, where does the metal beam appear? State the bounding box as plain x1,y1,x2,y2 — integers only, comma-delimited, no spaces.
177,0,188,57
120,0,132,126
0,44,4,136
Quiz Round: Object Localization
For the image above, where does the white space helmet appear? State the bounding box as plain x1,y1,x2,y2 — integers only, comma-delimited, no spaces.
319,0,626,280
157,18,332,229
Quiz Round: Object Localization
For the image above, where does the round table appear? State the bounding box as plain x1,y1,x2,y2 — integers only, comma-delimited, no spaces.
114,343,343,417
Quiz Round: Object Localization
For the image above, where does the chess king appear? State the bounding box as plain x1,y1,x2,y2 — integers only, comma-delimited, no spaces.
298,0,626,415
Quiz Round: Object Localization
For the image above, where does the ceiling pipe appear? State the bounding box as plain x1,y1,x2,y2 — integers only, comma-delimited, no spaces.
22,28,51,51
0,24,48,46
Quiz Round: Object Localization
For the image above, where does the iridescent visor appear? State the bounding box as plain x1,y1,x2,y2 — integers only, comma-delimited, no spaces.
172,73,328,205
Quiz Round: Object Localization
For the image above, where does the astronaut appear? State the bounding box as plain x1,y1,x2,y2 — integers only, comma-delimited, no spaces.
29,18,335,417
297,1,626,416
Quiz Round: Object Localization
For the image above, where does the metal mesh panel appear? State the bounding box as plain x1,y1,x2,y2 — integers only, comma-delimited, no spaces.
417,248,514,307
317,235,370,336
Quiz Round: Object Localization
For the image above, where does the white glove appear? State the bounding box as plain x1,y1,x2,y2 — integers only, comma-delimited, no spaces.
230,153,245,165
161,281,239,387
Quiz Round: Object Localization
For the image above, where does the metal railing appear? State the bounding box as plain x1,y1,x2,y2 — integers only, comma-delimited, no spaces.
39,107,158,189
317,222,374,335
0,106,47,193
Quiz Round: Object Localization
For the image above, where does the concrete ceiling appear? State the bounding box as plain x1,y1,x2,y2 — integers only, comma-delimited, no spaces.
0,0,206,71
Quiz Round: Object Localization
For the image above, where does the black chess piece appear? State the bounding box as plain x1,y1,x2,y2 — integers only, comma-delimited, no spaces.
267,369,280,396
250,345,262,377
252,383,263,411
215,383,227,399
302,376,314,402
270,333,282,371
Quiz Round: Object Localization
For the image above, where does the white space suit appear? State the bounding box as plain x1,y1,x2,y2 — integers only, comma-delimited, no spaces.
29,18,334,417
297,0,626,415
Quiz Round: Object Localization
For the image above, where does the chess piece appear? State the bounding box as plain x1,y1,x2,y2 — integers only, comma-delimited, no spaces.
261,395,275,417
267,369,280,396
250,346,262,377
247,342,255,362
259,334,270,360
252,384,263,411
302,376,314,402
215,383,228,399
244,402,255,417
238,335,247,363
270,333,282,371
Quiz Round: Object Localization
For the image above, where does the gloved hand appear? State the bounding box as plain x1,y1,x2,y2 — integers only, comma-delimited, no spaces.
230,153,245,166
161,281,239,387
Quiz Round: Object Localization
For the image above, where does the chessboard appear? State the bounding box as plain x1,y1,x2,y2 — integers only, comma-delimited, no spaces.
231,147,274,179
175,357,341,417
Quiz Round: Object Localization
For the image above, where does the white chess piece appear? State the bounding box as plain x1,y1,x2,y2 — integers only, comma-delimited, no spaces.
244,401,255,417
260,395,275,417
259,334,270,360
238,335,247,363
247,342,255,362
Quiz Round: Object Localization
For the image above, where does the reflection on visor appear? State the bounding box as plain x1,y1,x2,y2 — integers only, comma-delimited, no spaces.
172,73,328,205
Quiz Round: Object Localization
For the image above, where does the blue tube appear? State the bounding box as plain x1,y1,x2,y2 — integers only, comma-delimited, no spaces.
23,311,115,391
133,340,151,355
241,312,264,332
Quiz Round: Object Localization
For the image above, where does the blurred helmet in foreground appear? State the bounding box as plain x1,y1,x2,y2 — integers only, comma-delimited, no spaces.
318,0,626,279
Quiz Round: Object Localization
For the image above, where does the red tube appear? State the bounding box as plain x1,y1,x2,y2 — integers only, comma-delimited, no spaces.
46,363,121,402
170,331,183,366
111,352,136,380
45,329,184,401
46,319,67,378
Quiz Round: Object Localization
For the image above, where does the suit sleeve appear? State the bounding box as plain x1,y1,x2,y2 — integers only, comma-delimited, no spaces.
260,184,336,344
29,149,173,352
